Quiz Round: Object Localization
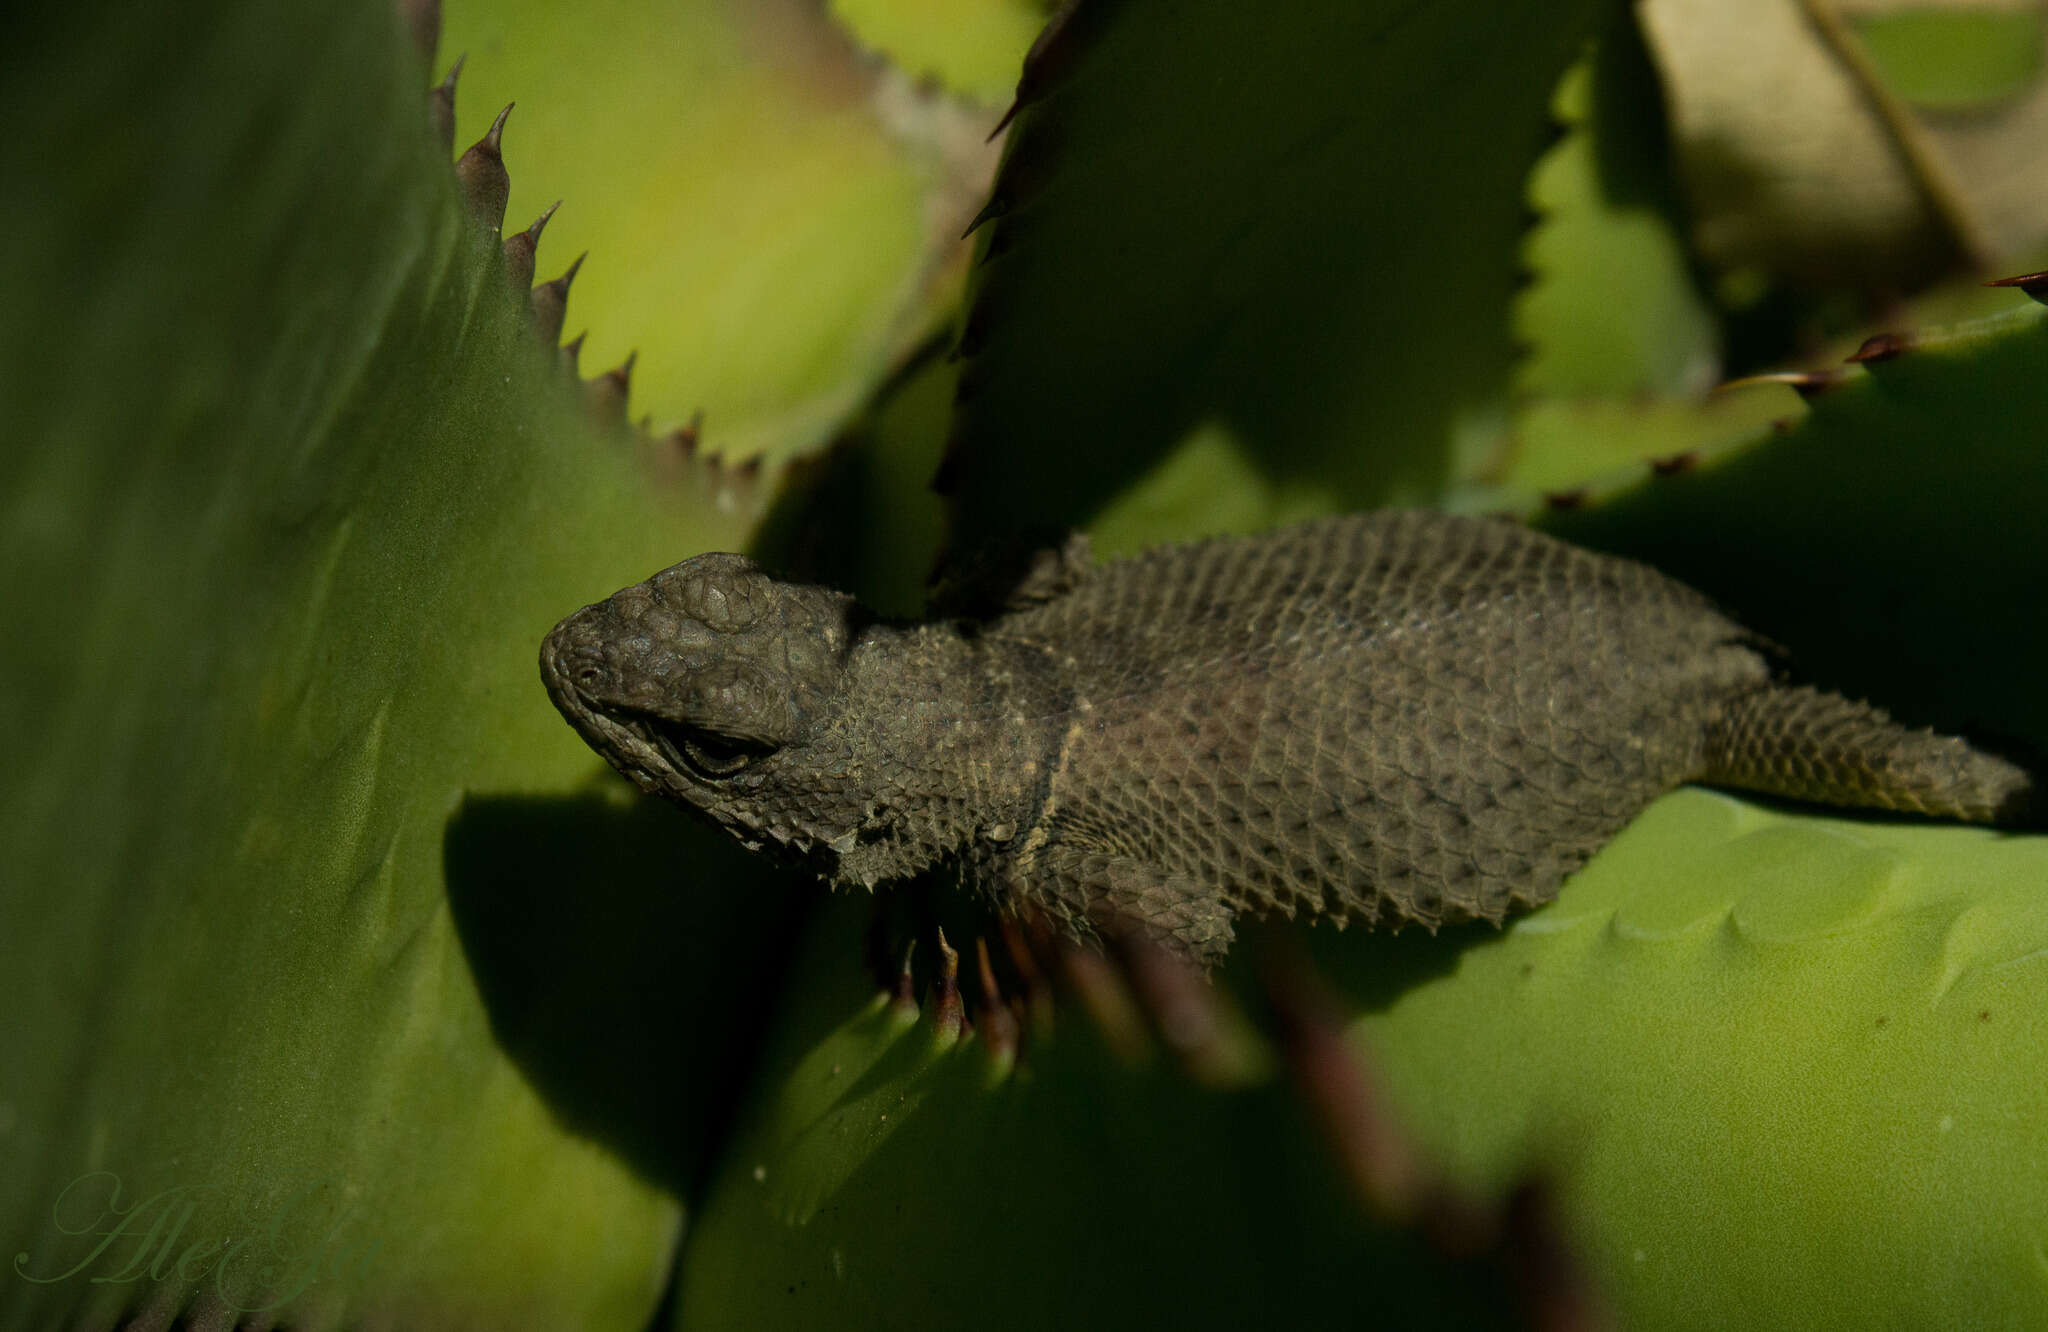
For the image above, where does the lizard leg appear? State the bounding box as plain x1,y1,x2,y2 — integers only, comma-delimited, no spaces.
1030,846,1236,968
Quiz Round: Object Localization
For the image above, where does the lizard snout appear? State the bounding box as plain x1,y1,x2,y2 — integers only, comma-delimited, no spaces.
539,613,617,710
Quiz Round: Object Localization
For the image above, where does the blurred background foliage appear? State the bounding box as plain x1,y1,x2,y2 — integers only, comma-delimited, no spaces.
4,0,2047,1328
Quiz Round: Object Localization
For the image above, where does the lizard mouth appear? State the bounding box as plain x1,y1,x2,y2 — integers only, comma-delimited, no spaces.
539,623,761,783
624,714,694,776
551,700,707,795
624,712,761,777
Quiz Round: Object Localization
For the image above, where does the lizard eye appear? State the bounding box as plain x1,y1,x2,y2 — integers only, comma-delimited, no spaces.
678,729,756,777
636,715,761,779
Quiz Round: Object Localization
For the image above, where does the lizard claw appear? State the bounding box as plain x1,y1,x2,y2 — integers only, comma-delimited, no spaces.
973,937,1021,1074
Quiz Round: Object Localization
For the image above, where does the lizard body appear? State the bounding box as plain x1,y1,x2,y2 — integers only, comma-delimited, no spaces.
540,510,2033,964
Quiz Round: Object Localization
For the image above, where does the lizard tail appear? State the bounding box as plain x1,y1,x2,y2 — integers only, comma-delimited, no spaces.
1702,684,2039,826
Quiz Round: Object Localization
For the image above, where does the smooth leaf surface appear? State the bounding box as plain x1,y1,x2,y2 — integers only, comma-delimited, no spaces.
830,0,1048,104
442,0,1008,461
1360,789,2048,1327
943,0,1615,555
1514,18,1720,405
1852,5,2045,109
0,2,790,1326
1499,14,1781,496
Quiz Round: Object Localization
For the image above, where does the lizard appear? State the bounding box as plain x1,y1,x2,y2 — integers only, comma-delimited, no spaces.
539,509,2036,967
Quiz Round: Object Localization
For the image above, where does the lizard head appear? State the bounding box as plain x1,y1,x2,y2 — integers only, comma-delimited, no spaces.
540,552,860,852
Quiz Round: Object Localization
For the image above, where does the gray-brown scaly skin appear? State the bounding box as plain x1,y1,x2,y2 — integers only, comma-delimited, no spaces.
540,511,2034,965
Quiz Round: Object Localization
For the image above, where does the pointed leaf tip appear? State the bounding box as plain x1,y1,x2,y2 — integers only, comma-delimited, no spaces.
891,938,919,1012
1846,332,1911,364
428,54,463,155
454,102,513,231
974,936,1003,1007
528,252,585,347
586,351,636,428
1985,270,2048,305
1715,369,1848,401
1262,951,1426,1224
928,928,964,1037
961,194,1010,239
987,0,1087,142
973,937,1020,1069
501,203,560,293
1000,916,1042,989
668,409,705,456
1001,916,1056,1032
1787,370,1848,401
986,98,1024,143
1057,943,1150,1063
1116,933,1218,1062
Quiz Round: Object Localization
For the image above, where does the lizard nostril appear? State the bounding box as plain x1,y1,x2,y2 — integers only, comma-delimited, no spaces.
549,635,608,696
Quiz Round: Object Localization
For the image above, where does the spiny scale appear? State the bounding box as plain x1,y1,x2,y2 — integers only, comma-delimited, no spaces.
984,513,2031,956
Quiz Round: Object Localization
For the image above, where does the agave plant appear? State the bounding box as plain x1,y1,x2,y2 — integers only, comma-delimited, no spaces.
5,0,2047,1328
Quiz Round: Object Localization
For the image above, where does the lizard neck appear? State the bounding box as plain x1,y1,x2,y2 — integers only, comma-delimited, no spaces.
819,621,1062,890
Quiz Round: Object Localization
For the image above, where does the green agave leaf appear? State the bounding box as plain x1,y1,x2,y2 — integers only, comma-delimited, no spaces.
1535,297,2048,752
1358,788,2048,1326
1513,16,1719,406
674,898,1531,1331
829,0,1049,106
1505,2,2045,492
679,792,2048,1326
942,0,1616,555
441,0,1008,463
1496,12,1783,494
1,1,796,1326
1485,393,1793,501
1851,4,2045,111
750,348,958,618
